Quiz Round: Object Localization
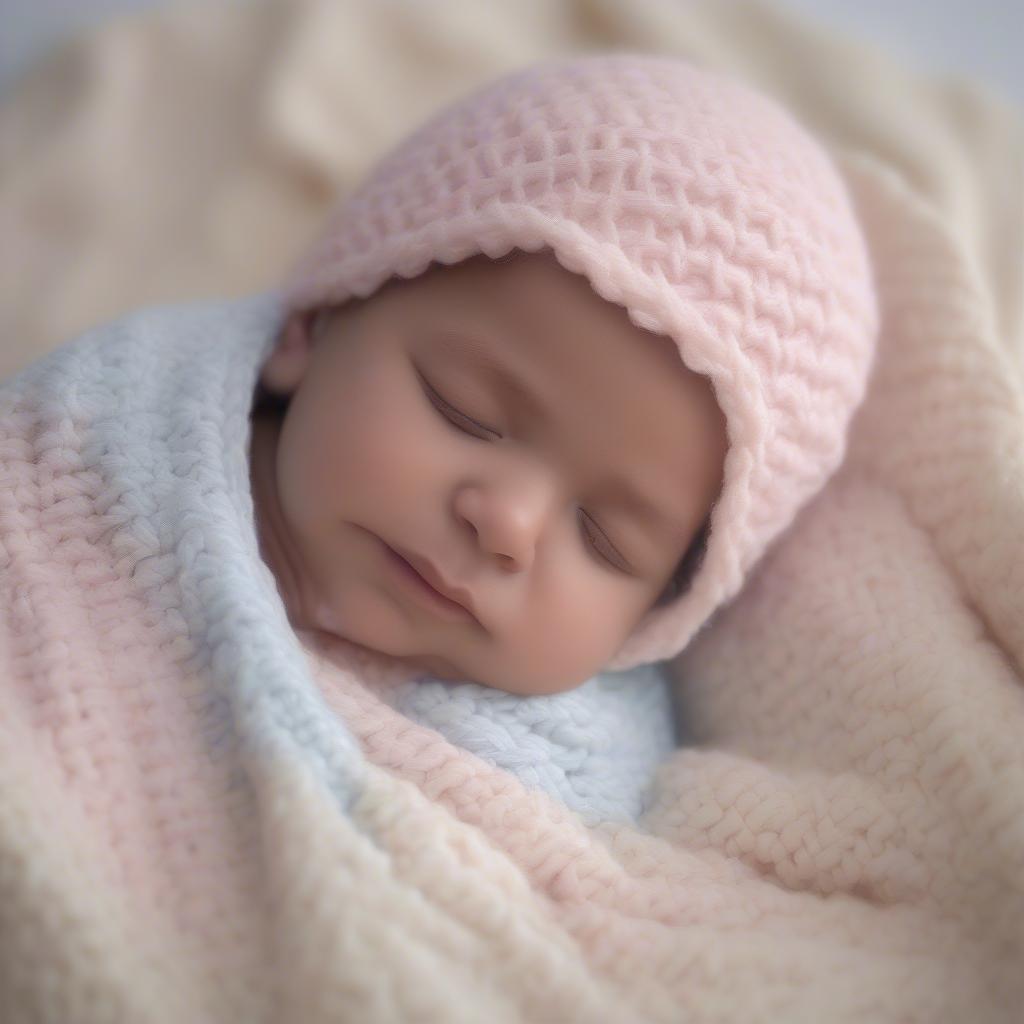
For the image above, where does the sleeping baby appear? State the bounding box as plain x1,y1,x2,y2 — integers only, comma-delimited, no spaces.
248,53,878,697
249,250,725,696
0,53,877,841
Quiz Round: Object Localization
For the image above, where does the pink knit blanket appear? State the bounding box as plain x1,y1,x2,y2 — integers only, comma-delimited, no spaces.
0,141,1022,1022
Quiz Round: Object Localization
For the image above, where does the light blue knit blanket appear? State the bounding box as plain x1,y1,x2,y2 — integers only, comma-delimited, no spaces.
392,663,676,825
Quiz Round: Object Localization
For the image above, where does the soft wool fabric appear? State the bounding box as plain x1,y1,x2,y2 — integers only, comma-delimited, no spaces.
284,54,880,670
2,156,1023,1020
395,663,676,825
2,0,1023,1021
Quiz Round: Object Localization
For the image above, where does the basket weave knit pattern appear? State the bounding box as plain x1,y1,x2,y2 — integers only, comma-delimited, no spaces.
285,54,879,669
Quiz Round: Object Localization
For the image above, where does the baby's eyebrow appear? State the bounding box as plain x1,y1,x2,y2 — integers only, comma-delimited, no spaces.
431,331,549,431
614,481,673,538
431,330,674,540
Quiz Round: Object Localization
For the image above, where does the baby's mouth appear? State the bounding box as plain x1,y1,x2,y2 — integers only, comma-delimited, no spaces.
380,539,479,623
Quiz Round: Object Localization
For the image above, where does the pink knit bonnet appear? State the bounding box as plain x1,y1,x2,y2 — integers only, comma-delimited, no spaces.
283,54,879,672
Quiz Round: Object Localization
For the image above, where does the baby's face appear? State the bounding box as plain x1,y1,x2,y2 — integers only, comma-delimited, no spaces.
251,253,726,694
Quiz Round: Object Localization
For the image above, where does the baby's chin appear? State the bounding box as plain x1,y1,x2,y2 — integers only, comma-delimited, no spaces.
386,648,471,683
317,613,476,683
325,627,569,692
386,634,613,695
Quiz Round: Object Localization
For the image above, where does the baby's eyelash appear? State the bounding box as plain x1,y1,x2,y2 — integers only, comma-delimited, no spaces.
420,373,633,575
578,509,632,574
421,375,498,440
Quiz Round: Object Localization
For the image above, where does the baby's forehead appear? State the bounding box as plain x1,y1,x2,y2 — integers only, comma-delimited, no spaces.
382,252,679,365
374,252,720,435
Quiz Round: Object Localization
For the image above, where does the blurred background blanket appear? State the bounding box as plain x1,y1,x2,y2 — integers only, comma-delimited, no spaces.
1,0,1020,381
1,1,1022,1021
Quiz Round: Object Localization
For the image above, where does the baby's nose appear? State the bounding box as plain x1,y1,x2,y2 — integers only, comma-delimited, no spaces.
454,462,558,572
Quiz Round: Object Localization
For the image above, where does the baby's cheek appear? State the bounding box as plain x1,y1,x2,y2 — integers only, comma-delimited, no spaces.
491,588,634,695
338,376,436,483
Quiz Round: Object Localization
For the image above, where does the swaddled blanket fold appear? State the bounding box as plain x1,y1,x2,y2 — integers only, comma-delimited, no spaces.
0,289,680,1020
2,150,1024,1023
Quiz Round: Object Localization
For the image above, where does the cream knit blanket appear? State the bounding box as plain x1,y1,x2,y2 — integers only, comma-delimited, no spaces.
1,1,1022,1021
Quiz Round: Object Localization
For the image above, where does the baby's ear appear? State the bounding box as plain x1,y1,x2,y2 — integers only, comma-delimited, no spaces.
260,312,316,394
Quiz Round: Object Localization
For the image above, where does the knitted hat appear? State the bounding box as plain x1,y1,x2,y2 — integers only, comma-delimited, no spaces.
284,54,879,672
